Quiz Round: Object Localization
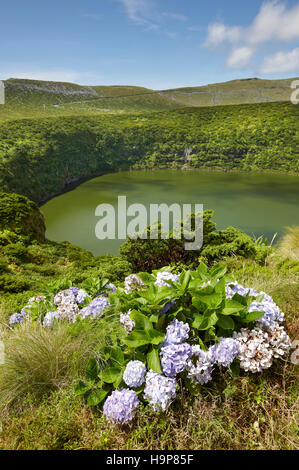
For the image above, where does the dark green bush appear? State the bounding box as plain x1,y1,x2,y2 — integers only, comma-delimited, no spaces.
0,275,30,293
2,242,29,264
119,211,258,272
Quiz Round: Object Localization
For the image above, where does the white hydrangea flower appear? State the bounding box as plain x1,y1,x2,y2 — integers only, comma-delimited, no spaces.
54,289,76,306
56,299,79,323
43,311,60,328
233,325,291,373
119,310,135,333
143,370,177,411
124,274,145,294
155,271,179,287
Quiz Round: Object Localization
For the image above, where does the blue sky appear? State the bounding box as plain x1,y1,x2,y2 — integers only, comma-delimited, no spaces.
1,0,299,88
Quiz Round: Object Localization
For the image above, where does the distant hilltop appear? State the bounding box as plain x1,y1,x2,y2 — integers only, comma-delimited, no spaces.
1,77,298,118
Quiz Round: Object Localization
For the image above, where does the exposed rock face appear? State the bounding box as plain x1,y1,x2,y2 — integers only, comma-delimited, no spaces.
0,192,46,242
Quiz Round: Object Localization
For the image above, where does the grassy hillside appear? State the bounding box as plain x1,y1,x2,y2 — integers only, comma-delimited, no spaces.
164,77,298,106
1,77,297,121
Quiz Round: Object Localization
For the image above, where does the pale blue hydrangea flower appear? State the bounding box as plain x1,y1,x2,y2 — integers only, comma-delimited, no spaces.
211,337,239,367
103,388,139,424
9,312,25,326
80,296,110,319
249,299,284,328
43,311,60,328
225,282,259,299
76,288,88,304
163,319,190,345
160,342,192,377
155,271,179,287
105,283,117,293
123,360,147,388
144,370,177,411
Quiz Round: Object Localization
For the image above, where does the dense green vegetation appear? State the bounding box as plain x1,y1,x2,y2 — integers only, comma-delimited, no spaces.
0,102,298,203
0,76,298,450
0,193,298,450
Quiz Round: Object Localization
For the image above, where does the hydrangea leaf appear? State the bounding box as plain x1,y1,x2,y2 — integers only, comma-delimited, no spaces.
87,389,110,406
222,299,245,315
217,314,235,330
147,348,162,373
102,367,123,384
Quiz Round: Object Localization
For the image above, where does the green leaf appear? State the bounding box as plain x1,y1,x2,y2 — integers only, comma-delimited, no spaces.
193,311,219,330
192,313,204,329
102,367,123,383
210,264,227,280
244,311,264,323
110,347,125,366
124,331,151,348
87,389,109,406
230,361,240,378
222,299,245,315
147,348,162,373
74,380,90,396
217,315,235,330
193,292,223,310
86,358,99,382
179,270,191,290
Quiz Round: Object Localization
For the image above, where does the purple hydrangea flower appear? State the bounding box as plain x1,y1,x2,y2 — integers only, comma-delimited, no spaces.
144,370,177,411
160,343,192,377
163,319,190,345
9,312,25,326
69,287,79,296
155,272,179,287
211,337,239,367
80,296,110,319
123,360,147,388
103,388,139,424
159,300,176,316
249,298,284,329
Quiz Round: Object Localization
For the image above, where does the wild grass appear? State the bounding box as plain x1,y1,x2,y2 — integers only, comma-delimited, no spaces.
278,226,299,262
0,252,297,450
0,364,297,450
0,316,118,410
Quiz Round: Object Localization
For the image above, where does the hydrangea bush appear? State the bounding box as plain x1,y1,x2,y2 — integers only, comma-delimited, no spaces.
9,263,292,425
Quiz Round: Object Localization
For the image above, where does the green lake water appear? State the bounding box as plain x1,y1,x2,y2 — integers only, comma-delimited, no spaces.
41,170,299,256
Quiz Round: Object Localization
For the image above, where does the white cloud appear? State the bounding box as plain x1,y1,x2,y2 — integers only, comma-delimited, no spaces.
204,22,242,47
247,1,299,44
116,0,155,26
116,0,187,33
202,1,299,73
227,47,255,68
259,47,299,73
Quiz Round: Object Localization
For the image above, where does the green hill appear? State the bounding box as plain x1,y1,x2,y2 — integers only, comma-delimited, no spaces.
1,77,297,121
